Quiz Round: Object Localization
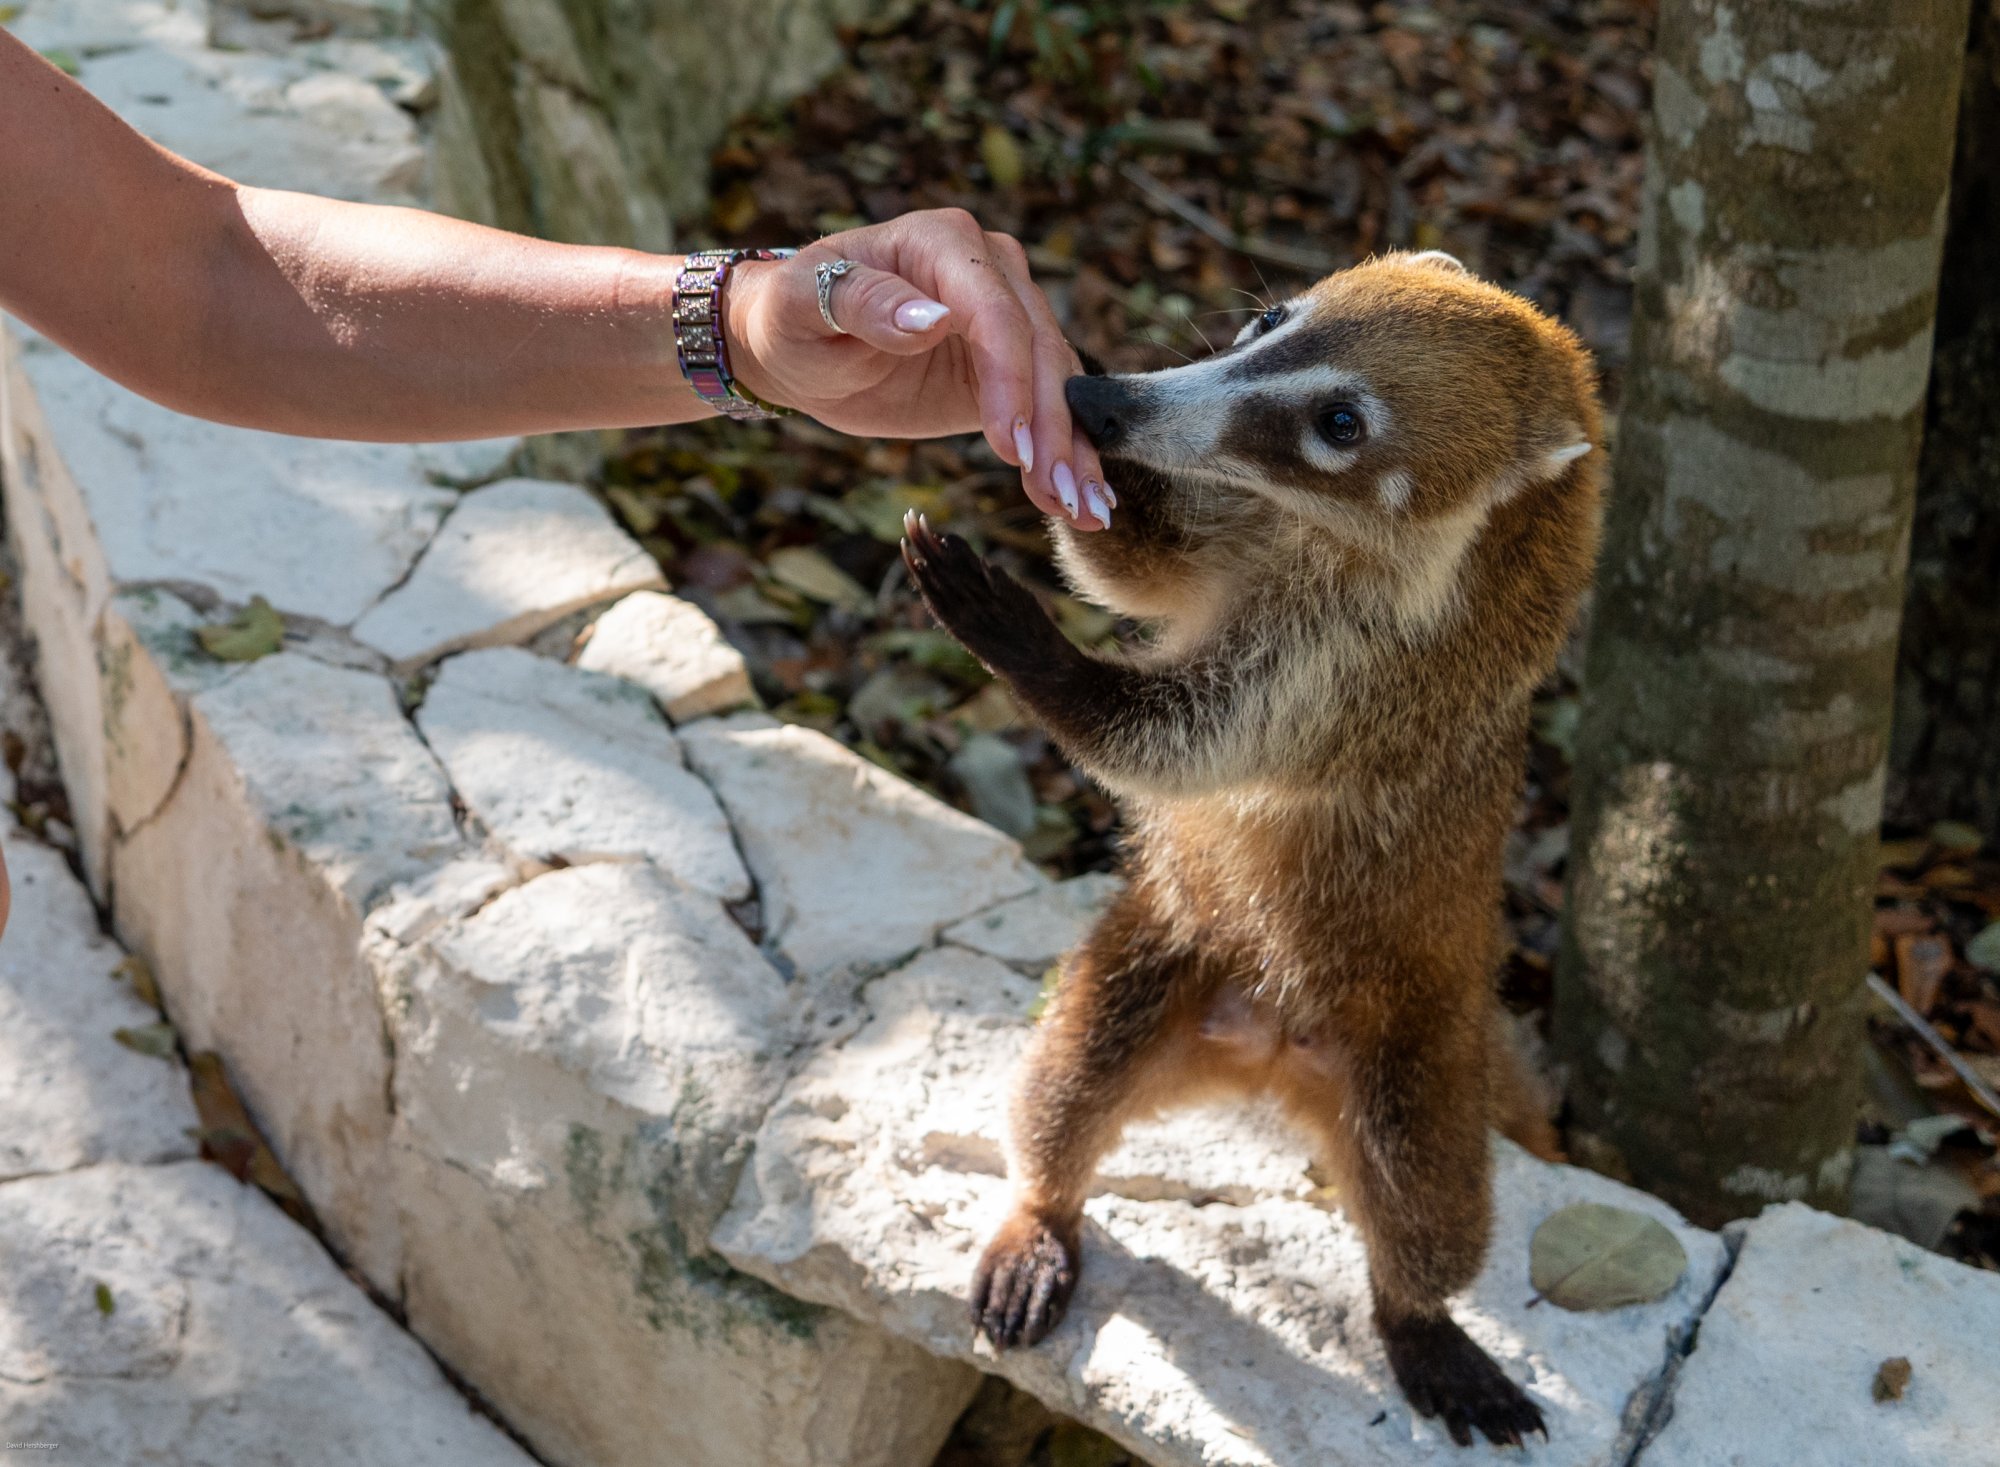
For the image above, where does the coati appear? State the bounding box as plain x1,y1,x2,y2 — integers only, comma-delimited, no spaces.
899,250,1604,1448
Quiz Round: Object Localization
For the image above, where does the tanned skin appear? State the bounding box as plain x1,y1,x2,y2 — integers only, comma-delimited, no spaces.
901,252,1603,1448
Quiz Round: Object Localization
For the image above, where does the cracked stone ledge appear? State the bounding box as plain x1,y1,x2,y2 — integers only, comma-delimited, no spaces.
5,5,1999,1467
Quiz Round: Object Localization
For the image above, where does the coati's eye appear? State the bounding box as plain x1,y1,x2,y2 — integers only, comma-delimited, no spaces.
1318,404,1366,446
1256,306,1285,335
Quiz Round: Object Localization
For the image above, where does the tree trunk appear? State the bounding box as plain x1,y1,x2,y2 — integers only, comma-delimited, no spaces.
1554,0,1970,1227
1889,1,2000,841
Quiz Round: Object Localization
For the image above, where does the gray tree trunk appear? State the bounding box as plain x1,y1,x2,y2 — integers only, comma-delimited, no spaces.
419,0,916,251
1554,0,1971,1227
1889,1,2000,841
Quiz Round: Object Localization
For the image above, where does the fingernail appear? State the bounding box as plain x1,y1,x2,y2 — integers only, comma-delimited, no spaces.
895,299,951,332
1085,481,1112,528
1013,418,1035,474
1053,461,1079,519
1097,479,1117,509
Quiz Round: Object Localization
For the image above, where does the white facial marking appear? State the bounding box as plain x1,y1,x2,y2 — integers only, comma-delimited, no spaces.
1376,469,1415,512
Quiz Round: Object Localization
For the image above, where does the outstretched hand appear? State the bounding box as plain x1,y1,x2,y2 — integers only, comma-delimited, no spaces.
727,211,1113,531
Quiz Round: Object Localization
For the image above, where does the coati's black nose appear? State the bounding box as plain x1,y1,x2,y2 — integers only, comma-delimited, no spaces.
1065,374,1138,450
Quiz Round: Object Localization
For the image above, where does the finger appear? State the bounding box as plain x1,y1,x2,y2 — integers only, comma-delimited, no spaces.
981,232,1105,528
896,212,1042,470
817,261,954,354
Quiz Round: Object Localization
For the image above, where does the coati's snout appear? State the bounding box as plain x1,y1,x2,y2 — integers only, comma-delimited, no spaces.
1064,374,1148,452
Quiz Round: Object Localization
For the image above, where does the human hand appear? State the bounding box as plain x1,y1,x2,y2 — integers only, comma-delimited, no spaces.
724,211,1112,530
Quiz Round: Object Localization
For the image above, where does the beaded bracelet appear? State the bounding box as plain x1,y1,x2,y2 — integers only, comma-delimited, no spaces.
673,248,798,421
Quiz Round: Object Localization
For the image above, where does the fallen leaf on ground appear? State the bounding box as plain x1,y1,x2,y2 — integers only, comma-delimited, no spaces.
112,1021,177,1059
766,546,874,614
94,1281,114,1316
195,596,285,662
110,952,161,1010
188,1051,316,1227
1872,1356,1912,1403
1529,1202,1686,1310
1895,932,1952,1015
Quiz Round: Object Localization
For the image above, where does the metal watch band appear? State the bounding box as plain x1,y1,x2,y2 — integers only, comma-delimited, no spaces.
673,248,798,421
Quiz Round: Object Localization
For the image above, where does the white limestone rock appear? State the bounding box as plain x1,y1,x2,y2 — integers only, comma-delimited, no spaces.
383,863,979,1467
353,478,665,671
1644,1203,2000,1467
417,648,748,900
0,1161,536,1465
576,590,757,723
13,0,426,203
679,714,1044,991
0,833,198,1182
716,946,1730,1467
2,324,120,891
2,336,470,625
943,872,1124,972
99,587,242,835
112,654,464,1290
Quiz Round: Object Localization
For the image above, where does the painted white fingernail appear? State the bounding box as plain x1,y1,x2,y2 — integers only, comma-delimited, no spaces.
1085,482,1112,528
1098,479,1117,509
895,299,951,332
1013,418,1035,474
1053,461,1079,518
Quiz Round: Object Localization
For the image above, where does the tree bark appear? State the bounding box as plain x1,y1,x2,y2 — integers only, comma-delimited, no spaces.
1889,1,2000,841
1554,0,1970,1227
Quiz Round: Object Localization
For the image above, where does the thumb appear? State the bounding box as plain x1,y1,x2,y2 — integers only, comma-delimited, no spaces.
824,263,954,355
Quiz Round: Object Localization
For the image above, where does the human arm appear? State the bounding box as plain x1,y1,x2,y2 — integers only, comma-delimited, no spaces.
0,31,1106,522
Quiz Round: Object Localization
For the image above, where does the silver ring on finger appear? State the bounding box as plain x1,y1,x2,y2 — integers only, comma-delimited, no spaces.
815,258,859,334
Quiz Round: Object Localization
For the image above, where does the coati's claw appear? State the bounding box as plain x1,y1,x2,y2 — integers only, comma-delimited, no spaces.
1379,1313,1547,1449
969,1213,1079,1350
900,515,1064,673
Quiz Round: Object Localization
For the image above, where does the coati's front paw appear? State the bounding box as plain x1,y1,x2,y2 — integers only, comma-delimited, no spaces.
901,512,1064,673
969,1211,1079,1349
1380,1312,1547,1448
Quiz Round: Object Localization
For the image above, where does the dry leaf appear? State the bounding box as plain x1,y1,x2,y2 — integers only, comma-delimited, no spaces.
94,1281,115,1316
1894,932,1952,1015
1530,1202,1687,1310
112,1021,177,1059
1872,1356,1912,1403
766,546,873,614
111,953,161,1010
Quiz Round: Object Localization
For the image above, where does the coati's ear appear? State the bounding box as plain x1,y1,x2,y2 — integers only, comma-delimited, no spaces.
1494,429,1594,503
1544,439,1593,472
1405,250,1469,274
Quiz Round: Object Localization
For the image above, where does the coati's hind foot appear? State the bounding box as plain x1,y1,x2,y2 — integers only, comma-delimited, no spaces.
1379,1312,1547,1448
969,1211,1080,1349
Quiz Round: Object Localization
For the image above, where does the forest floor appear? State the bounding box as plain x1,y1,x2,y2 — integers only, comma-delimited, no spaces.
579,0,2000,1304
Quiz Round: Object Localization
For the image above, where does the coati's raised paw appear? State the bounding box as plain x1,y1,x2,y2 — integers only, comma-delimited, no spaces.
901,511,1065,673
1380,1312,1547,1449
969,1211,1079,1350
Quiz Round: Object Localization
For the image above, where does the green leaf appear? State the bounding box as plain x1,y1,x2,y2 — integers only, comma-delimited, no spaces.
1027,963,1062,1021
95,1281,115,1316
1529,1202,1686,1311
1929,820,1984,856
112,1021,178,1060
0,6,26,25
765,546,873,614
1967,922,2000,974
981,123,1026,188
195,597,285,662
38,47,81,75
842,482,941,542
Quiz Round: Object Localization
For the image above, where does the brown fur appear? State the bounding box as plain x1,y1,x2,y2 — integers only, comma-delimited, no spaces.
902,253,1604,1447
